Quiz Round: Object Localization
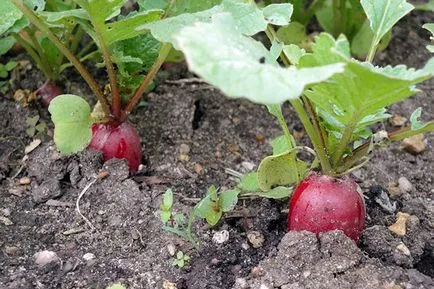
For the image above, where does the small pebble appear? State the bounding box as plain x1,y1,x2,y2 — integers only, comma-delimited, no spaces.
83,253,96,261
210,258,220,265
62,261,74,273
389,212,410,236
2,208,11,217
162,280,178,289
241,161,255,171
402,134,425,154
167,243,176,256
251,266,264,277
390,115,407,127
398,177,412,194
0,216,13,226
19,177,31,185
5,246,21,255
229,144,240,153
194,163,204,175
178,154,190,162
179,144,190,154
212,230,230,244
34,250,59,266
255,133,265,143
396,243,411,256
247,231,265,248
241,242,250,250
234,278,248,289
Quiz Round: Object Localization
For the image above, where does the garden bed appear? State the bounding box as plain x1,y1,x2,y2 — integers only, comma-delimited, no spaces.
1,10,434,289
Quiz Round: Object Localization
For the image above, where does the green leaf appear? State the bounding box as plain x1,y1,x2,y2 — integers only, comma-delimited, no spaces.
262,3,293,26
299,33,434,140
238,172,260,192
219,189,239,212
138,0,169,11
0,1,23,35
0,36,15,56
205,210,222,226
270,135,292,155
171,0,222,15
351,20,392,58
414,0,434,11
257,150,307,191
423,23,434,53
48,95,93,155
254,186,292,199
38,9,89,23
103,10,163,45
410,107,425,130
282,44,305,65
361,0,413,48
160,211,171,223
161,188,173,210
173,13,344,105
40,37,62,68
276,22,307,45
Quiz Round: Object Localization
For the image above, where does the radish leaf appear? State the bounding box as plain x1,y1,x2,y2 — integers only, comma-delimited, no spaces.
361,0,413,49
172,13,344,105
262,3,293,26
257,151,307,191
48,95,92,155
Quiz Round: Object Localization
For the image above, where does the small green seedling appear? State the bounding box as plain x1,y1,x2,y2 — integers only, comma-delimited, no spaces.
172,250,190,269
160,188,173,224
25,115,46,137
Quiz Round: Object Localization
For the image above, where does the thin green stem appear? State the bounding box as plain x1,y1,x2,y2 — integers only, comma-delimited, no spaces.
366,37,378,62
124,43,172,115
25,27,56,80
303,95,329,150
10,0,111,118
58,50,99,73
94,29,121,120
77,41,95,58
276,109,296,148
331,121,355,167
290,99,333,174
11,33,51,80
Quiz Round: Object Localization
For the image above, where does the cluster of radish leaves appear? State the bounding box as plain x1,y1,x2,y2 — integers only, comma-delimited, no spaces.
0,0,99,91
260,0,395,59
153,0,434,242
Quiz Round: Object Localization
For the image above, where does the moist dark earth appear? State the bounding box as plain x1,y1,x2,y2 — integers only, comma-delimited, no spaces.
1,11,434,289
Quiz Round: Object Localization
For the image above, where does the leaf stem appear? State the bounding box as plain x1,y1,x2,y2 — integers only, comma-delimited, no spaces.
290,99,333,174
366,37,378,62
331,119,355,167
25,27,56,80
10,0,111,117
94,28,122,120
276,109,296,149
124,43,172,115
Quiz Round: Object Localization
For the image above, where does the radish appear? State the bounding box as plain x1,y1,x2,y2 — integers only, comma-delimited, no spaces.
287,172,366,243
35,81,62,107
88,122,142,171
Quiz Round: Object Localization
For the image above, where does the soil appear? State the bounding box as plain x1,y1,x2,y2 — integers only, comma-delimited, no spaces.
1,10,434,289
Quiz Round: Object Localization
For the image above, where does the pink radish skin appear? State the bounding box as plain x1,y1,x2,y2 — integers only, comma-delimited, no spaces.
288,172,366,243
88,122,142,172
36,81,62,107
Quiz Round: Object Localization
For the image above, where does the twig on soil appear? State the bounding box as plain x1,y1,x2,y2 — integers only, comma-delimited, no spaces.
165,77,206,85
75,171,109,232
76,178,98,231
63,227,85,235
224,168,243,178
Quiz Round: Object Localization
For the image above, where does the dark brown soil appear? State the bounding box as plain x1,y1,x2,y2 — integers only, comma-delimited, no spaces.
1,10,434,289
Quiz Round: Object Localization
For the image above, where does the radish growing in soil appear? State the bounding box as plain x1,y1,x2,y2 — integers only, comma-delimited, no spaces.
10,0,173,171
147,0,434,243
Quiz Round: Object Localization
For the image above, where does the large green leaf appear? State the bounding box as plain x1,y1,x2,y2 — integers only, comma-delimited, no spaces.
0,1,23,35
48,95,93,155
141,0,292,46
172,13,344,105
351,20,392,58
361,0,413,48
299,33,434,140
262,3,292,26
170,0,222,15
0,36,16,55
